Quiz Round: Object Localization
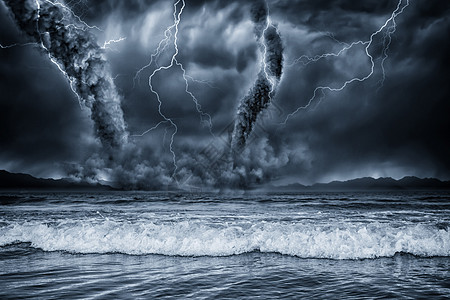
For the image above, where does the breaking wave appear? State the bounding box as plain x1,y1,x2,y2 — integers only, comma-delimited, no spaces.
1,220,448,259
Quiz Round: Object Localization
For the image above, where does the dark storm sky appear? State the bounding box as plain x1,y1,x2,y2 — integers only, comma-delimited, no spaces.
0,0,449,185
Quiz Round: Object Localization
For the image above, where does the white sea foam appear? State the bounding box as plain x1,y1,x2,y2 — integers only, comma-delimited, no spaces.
1,220,449,259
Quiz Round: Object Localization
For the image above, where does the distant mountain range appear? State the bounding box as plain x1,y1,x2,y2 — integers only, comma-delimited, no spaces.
271,176,450,191
1,170,449,191
0,170,112,191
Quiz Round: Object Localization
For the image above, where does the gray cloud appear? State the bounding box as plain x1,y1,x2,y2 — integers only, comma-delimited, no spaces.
0,0,449,188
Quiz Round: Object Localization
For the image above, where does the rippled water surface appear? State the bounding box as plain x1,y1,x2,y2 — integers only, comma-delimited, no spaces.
1,191,449,299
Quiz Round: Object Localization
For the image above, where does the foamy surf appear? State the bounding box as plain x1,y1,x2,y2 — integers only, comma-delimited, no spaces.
1,220,448,259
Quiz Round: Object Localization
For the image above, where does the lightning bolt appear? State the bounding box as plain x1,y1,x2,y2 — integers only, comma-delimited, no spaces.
41,0,102,32
288,40,369,67
40,0,127,50
130,120,169,137
259,1,284,124
184,74,219,90
378,7,402,90
134,0,214,180
255,1,282,122
101,37,126,50
177,60,215,134
322,31,351,47
140,0,184,179
282,0,410,125
0,42,38,49
261,15,277,96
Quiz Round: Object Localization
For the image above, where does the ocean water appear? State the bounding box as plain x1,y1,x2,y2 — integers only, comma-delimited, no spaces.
0,191,449,299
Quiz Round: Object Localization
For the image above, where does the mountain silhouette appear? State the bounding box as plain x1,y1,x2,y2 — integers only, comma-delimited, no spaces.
0,170,112,191
273,176,450,191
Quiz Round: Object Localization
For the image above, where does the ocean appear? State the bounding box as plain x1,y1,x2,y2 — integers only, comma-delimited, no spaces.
0,191,449,299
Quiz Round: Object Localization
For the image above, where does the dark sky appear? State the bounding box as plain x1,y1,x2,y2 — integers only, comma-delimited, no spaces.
0,0,449,187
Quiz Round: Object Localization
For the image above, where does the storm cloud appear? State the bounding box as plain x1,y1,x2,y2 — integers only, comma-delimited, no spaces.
1,0,449,188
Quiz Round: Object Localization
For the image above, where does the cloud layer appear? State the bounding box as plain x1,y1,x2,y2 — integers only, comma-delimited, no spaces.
1,0,449,188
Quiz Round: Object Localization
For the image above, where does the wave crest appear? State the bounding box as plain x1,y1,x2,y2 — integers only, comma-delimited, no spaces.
1,220,448,259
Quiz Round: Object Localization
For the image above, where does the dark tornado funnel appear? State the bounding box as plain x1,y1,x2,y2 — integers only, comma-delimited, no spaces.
4,0,129,157
231,0,283,155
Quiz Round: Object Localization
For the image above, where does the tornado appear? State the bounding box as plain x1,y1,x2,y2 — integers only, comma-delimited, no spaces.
231,0,283,154
3,0,128,156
